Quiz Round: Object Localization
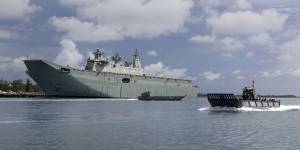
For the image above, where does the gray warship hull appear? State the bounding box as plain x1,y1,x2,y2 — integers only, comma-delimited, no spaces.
24,60,198,98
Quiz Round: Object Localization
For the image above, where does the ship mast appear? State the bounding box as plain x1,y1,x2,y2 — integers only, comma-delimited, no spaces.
132,49,141,69
252,80,256,98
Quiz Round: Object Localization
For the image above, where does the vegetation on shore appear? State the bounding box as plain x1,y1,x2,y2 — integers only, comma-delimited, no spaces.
0,79,41,93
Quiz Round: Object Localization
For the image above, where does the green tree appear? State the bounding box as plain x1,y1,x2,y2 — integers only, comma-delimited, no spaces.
11,79,25,92
0,80,10,92
26,79,31,92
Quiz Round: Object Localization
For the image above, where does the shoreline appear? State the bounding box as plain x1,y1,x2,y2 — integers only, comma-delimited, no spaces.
0,93,45,98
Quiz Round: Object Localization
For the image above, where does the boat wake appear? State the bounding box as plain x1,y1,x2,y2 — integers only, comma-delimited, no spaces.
198,105,300,112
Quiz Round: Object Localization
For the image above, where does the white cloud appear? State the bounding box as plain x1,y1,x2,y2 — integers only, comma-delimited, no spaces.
0,56,12,62
236,76,244,80
144,62,193,79
249,33,274,47
0,56,27,79
220,52,234,58
221,37,243,50
200,71,221,81
54,39,84,67
278,35,300,70
49,17,123,42
246,51,254,58
289,68,300,76
198,0,252,13
207,9,287,35
0,0,41,19
0,56,23,71
277,36,300,77
233,70,244,79
0,30,16,39
51,0,192,42
233,69,241,74
189,34,216,44
260,70,282,78
146,50,158,56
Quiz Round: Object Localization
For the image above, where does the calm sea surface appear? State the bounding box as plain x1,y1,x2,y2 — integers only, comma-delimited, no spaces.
0,97,300,150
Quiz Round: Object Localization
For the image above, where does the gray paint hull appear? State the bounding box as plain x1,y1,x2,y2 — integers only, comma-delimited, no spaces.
24,60,198,98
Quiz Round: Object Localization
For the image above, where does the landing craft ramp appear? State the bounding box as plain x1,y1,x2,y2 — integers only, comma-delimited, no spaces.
207,94,242,108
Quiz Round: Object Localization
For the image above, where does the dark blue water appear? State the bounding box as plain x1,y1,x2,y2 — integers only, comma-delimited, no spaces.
0,97,300,150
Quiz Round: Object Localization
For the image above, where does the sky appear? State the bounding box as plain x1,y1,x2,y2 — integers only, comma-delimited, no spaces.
1,0,300,95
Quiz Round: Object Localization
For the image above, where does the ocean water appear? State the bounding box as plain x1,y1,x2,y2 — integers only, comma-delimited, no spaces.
0,97,300,150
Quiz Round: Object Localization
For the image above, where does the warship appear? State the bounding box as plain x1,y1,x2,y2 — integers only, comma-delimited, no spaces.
207,81,280,108
24,49,198,98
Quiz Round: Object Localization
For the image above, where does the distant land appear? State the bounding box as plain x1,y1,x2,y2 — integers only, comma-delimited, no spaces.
256,95,298,98
197,93,298,98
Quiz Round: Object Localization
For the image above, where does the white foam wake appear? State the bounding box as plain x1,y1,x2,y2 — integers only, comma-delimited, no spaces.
198,105,300,112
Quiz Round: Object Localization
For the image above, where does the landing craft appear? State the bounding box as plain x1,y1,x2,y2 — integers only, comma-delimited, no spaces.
24,49,198,98
207,81,280,108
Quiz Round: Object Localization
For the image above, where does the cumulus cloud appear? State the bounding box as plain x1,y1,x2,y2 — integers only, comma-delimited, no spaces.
236,76,244,80
220,52,234,58
146,50,158,56
0,30,16,39
189,34,216,44
246,51,254,58
221,37,243,50
144,62,194,79
49,17,123,42
248,33,274,47
278,36,300,66
0,56,26,72
233,69,241,74
260,70,282,78
0,56,27,80
277,35,300,75
232,70,244,79
289,68,300,76
54,39,84,67
200,71,221,81
0,56,12,62
198,0,252,14
207,9,287,35
51,0,192,42
0,0,41,19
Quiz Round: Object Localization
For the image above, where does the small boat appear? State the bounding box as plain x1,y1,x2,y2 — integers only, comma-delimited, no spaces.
138,91,186,101
207,81,280,108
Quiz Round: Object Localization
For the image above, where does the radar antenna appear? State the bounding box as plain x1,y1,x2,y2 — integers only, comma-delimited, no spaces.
133,48,139,58
252,80,256,98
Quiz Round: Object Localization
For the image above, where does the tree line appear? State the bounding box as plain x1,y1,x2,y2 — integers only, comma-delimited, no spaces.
0,79,41,93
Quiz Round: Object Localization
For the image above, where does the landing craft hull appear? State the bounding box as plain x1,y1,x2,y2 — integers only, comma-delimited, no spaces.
24,60,198,98
207,93,280,108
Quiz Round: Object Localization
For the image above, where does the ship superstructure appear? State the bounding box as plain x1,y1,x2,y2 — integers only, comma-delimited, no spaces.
85,49,144,76
24,49,198,98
